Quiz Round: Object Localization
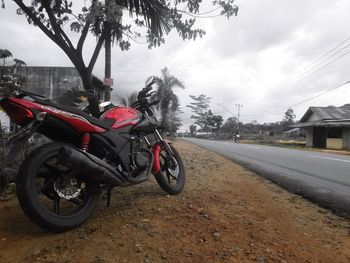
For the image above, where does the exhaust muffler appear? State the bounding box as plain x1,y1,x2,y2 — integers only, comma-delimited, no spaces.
59,146,130,187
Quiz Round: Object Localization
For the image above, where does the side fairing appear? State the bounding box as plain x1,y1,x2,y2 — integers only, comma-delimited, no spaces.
6,98,106,134
101,107,142,129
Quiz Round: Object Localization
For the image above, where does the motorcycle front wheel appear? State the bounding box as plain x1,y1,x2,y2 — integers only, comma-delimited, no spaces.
16,143,100,232
154,144,185,195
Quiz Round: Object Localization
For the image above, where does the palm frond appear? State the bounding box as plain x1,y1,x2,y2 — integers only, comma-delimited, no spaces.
0,49,12,59
14,58,26,65
117,0,172,37
127,91,138,106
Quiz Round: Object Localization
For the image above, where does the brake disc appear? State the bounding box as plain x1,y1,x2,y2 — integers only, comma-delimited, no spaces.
53,178,82,200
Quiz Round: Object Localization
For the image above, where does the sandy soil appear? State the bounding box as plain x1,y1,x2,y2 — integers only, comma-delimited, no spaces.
0,140,349,263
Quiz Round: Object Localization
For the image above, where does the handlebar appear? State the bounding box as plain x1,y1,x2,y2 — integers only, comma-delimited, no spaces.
138,85,153,98
134,77,160,112
150,99,160,106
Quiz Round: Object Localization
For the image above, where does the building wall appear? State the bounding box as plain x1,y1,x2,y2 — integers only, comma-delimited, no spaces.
306,127,350,149
326,138,343,149
305,127,313,147
342,128,350,149
309,113,321,121
17,66,82,99
313,127,327,148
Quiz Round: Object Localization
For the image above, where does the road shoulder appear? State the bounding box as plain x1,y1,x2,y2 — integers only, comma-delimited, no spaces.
0,140,349,262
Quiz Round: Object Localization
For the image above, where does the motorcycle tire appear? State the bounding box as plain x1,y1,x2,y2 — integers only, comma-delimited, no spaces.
154,144,185,195
16,142,100,232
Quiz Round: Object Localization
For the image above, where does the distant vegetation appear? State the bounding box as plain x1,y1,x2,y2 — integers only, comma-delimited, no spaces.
185,95,304,143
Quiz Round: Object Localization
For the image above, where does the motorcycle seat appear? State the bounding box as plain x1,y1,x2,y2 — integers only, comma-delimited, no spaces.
29,96,115,129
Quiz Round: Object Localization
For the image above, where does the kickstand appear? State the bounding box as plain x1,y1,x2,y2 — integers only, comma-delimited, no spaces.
106,187,112,207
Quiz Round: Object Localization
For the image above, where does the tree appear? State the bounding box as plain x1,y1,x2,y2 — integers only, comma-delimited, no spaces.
221,116,237,133
211,114,223,133
0,48,26,95
205,110,223,134
127,91,138,106
152,67,184,133
280,107,296,131
187,94,212,130
167,103,183,137
189,124,197,136
0,49,12,66
283,108,296,123
3,0,239,116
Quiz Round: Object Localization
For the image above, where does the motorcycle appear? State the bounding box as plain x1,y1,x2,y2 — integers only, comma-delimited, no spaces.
0,77,185,232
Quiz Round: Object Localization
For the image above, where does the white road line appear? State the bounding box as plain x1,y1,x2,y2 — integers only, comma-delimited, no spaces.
308,155,350,163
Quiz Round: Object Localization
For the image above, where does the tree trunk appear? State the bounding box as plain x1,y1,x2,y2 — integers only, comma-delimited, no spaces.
78,68,100,117
0,119,5,163
104,22,112,101
0,119,6,194
161,111,168,134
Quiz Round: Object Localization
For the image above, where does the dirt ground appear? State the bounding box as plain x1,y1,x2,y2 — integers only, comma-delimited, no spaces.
0,140,349,263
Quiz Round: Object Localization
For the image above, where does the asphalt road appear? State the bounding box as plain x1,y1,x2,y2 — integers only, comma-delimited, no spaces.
184,138,350,218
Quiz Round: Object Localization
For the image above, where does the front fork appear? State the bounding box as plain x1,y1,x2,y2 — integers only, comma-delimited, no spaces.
150,129,176,174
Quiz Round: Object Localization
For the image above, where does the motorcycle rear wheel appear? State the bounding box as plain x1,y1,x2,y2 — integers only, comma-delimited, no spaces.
154,144,185,195
16,143,100,232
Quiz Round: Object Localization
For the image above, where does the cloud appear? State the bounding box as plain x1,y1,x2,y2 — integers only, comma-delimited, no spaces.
208,0,336,57
2,0,350,129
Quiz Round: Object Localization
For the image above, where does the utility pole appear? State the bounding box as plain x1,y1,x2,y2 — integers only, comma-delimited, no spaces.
104,26,111,101
235,104,243,141
103,3,123,101
104,0,116,102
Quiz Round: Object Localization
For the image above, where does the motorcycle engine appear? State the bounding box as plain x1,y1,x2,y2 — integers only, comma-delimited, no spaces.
134,152,150,172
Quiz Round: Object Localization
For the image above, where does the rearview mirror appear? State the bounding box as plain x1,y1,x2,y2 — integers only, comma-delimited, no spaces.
146,76,156,87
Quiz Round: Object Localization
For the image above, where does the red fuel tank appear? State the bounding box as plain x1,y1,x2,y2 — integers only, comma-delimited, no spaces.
100,107,142,129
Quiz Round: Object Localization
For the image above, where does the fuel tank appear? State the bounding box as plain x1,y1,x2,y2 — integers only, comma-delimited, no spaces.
100,107,142,129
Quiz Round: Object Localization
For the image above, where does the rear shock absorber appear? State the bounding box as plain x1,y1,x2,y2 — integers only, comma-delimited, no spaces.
81,133,91,152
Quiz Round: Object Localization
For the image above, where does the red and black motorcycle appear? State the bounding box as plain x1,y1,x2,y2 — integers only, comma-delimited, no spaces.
0,77,185,231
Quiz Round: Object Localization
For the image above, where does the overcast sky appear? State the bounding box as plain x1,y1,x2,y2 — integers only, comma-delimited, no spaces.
1,0,350,131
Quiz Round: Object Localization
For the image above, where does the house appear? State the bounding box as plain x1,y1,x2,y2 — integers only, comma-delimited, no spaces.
292,106,350,149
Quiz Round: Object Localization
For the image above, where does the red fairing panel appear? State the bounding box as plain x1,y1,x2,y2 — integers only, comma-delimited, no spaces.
101,107,141,129
1,101,34,125
8,98,106,133
152,144,161,174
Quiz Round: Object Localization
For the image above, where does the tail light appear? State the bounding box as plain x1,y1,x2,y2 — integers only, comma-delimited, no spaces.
1,101,34,125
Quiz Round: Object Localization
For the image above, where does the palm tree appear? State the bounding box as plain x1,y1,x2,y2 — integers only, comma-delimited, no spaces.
168,99,183,136
152,67,185,134
0,49,12,66
127,91,138,106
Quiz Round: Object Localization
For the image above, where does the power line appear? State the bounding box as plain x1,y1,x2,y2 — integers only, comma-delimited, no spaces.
112,49,342,73
177,8,222,18
237,45,350,106
235,36,350,106
268,36,350,93
241,80,350,116
217,102,236,116
267,43,350,95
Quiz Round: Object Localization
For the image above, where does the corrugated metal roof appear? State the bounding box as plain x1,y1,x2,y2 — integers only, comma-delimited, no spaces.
292,120,350,128
300,107,350,122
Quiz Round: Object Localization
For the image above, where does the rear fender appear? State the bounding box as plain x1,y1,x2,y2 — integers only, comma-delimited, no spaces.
6,120,43,165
